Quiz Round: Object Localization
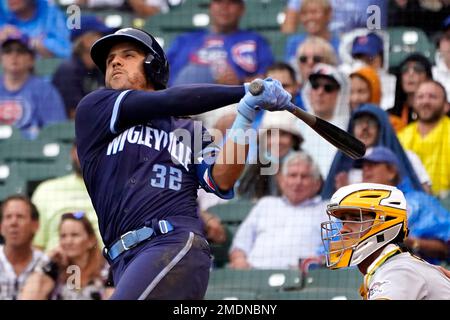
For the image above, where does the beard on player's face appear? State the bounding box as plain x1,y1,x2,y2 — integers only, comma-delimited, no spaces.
106,68,148,90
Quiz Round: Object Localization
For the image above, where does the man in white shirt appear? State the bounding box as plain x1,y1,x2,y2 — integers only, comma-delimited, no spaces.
229,150,327,269
0,195,48,300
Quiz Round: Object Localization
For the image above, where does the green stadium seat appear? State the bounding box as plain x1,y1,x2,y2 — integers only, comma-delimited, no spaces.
0,139,72,163
35,58,63,77
263,31,288,61
13,160,72,195
207,199,254,225
144,0,209,32
86,9,136,29
387,27,435,69
208,268,302,292
0,125,23,143
205,288,258,300
0,163,27,201
0,139,72,196
240,0,285,31
257,287,360,300
148,29,181,50
38,121,75,144
301,267,362,292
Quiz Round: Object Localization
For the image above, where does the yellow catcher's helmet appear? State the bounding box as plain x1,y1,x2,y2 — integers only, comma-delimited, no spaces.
321,183,408,269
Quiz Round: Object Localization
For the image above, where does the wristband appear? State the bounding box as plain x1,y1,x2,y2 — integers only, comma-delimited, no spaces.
229,113,253,145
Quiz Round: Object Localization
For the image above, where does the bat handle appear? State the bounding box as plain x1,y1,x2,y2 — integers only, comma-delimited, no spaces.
248,79,265,96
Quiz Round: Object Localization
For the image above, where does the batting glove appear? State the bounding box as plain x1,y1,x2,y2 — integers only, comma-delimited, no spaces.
242,78,293,113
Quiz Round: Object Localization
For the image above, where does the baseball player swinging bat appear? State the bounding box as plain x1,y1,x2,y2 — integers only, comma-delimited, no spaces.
249,79,366,160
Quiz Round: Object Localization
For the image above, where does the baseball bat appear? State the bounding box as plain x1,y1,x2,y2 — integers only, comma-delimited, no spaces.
249,79,366,160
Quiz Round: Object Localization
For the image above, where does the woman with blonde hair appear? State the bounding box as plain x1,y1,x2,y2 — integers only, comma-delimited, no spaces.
20,212,112,300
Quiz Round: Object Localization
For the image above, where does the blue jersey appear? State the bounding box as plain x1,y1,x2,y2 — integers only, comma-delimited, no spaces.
0,76,67,139
75,88,239,247
167,29,274,86
0,0,71,58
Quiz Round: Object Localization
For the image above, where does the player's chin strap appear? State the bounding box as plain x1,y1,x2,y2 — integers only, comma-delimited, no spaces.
359,244,403,300
103,219,174,262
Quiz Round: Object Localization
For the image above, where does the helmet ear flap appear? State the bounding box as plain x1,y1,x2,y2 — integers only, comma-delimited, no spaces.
144,52,169,90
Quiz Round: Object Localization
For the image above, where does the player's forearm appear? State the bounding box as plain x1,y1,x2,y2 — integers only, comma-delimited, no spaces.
211,140,249,191
119,84,244,128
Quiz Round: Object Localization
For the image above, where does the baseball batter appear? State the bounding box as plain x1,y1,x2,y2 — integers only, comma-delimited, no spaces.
321,183,450,300
75,28,292,299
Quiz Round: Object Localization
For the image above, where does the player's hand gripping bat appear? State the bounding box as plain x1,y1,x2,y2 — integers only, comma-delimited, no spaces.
249,79,366,160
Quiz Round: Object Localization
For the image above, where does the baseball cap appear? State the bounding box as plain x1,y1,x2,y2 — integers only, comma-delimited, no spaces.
351,33,383,58
354,146,400,169
70,15,116,41
1,33,34,54
308,63,342,88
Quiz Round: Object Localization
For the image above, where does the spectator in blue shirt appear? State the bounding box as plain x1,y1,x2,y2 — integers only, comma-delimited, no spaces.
166,0,274,86
0,0,70,58
0,34,67,139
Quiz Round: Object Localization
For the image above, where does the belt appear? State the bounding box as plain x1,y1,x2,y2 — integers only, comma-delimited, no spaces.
104,220,174,261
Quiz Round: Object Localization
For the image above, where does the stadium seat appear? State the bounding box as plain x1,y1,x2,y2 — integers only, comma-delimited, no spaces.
387,27,435,69
144,0,209,32
0,125,22,143
13,160,72,195
204,288,258,300
207,199,254,225
146,29,180,50
38,121,75,144
263,31,288,61
240,0,285,31
208,268,302,292
301,267,362,292
35,58,64,78
0,139,72,163
0,163,27,201
257,287,360,300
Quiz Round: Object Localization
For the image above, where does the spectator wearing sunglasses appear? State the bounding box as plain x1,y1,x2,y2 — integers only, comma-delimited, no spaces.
387,53,433,132
20,212,111,300
295,36,338,85
299,63,350,177
0,34,67,139
294,37,338,110
283,0,340,67
432,15,450,106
